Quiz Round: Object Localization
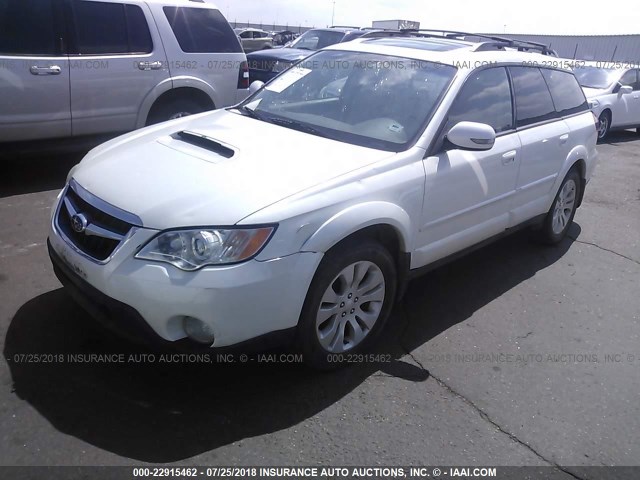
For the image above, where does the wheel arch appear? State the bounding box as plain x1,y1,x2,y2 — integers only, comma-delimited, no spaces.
137,78,218,128
301,202,412,255
300,202,413,301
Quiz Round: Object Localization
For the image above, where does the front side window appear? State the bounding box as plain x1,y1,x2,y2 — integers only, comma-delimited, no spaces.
619,69,639,90
509,67,557,127
72,1,152,55
238,50,456,151
0,0,57,55
163,7,242,53
540,69,588,116
447,67,514,133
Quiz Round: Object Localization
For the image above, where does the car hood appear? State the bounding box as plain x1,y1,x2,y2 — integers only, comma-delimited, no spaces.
583,87,609,98
72,109,393,230
247,48,312,63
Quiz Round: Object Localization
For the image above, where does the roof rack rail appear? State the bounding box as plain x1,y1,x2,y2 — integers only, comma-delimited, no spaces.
330,25,361,29
358,29,410,39
359,28,558,56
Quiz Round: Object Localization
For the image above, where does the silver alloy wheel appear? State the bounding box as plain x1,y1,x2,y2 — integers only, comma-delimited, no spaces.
552,179,577,235
598,115,609,139
315,261,386,353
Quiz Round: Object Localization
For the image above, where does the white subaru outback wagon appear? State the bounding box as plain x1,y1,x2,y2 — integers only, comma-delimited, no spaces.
48,33,598,369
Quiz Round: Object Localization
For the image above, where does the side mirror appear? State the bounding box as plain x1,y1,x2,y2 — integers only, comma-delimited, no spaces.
249,80,264,95
619,85,633,95
446,121,496,151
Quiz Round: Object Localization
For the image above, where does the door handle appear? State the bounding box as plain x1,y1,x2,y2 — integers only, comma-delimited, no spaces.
502,150,517,165
559,134,569,144
30,65,61,75
137,61,163,71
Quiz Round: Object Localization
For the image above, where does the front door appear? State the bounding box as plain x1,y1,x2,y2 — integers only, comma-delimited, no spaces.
414,67,521,268
0,0,71,142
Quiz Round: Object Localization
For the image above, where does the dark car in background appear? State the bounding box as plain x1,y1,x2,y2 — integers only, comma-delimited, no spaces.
247,27,368,82
272,30,298,46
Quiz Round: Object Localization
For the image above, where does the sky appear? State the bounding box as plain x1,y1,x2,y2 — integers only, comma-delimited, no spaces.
222,0,640,36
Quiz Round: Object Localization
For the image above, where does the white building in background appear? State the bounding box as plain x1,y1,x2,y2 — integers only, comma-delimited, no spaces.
372,20,420,30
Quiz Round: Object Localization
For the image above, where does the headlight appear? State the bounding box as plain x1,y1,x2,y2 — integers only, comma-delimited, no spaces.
135,226,276,271
271,60,292,73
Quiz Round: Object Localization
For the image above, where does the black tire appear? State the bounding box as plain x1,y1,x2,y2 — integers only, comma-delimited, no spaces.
538,168,581,245
597,111,611,142
296,240,397,370
146,98,205,126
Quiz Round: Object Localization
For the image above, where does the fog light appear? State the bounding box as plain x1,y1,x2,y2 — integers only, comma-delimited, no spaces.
183,317,215,345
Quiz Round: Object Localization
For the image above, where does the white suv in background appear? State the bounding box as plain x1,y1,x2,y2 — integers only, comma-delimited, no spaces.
0,0,249,143
48,33,598,369
573,62,640,141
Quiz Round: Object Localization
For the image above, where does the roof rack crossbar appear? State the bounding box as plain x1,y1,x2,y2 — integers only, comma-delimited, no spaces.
358,28,558,56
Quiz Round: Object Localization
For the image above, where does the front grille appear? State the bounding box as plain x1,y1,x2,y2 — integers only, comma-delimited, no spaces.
56,184,135,261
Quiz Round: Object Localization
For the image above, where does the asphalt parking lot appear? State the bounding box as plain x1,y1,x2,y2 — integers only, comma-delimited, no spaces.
0,131,639,476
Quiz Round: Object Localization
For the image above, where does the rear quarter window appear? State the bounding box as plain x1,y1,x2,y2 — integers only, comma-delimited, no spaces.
541,69,588,116
163,7,242,53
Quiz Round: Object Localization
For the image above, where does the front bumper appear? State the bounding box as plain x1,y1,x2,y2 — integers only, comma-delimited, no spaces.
48,221,322,348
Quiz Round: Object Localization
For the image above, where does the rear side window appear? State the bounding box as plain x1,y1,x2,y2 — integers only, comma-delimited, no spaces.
509,67,557,127
448,67,514,133
163,7,242,53
72,1,152,55
540,69,588,116
0,0,57,55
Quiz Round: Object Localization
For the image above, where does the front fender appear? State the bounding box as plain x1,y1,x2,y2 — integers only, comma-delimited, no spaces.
300,202,413,253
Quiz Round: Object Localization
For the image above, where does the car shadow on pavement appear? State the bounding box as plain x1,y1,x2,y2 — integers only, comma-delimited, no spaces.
601,129,640,145
0,134,119,198
3,225,579,462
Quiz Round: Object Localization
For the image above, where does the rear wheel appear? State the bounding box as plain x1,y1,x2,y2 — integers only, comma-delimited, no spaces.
538,168,581,244
296,241,396,370
146,98,205,126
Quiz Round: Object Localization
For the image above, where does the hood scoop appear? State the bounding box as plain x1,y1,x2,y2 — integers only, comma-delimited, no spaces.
172,130,235,158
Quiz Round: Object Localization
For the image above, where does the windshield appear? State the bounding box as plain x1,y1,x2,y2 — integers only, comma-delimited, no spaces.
573,66,618,89
289,30,346,50
237,50,457,152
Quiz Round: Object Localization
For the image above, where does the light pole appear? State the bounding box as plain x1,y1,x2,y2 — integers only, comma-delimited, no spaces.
331,1,336,27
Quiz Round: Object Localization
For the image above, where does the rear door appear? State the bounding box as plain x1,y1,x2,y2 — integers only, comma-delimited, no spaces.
508,66,569,225
67,0,170,136
0,0,70,142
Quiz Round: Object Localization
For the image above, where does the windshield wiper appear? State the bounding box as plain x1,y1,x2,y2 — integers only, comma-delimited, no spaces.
268,117,328,138
235,105,269,122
